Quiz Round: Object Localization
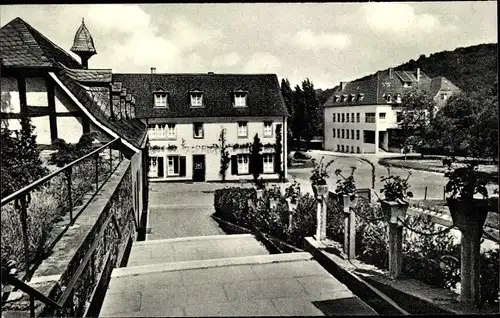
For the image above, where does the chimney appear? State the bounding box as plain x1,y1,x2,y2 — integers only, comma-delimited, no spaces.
416,68,420,82
340,81,348,91
389,68,393,79
151,67,156,74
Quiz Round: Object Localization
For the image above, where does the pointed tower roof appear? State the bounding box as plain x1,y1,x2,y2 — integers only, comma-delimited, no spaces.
71,18,96,55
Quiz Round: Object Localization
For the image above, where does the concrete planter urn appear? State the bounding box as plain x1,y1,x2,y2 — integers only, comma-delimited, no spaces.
381,200,409,224
341,194,358,215
312,184,329,199
446,198,490,232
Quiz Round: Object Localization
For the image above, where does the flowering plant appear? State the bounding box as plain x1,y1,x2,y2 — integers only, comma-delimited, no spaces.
334,166,357,201
310,157,335,185
380,168,413,203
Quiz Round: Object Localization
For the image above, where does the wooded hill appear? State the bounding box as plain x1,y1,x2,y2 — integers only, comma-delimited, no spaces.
318,43,498,104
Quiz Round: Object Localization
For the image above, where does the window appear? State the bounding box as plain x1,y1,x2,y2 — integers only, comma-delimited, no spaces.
149,157,158,177
237,155,249,174
167,156,180,176
333,129,336,138
263,121,273,137
384,94,392,103
346,113,350,122
358,93,365,101
379,113,386,121
351,130,354,139
441,93,447,100
237,121,248,137
263,154,274,173
167,124,176,139
341,145,345,152
350,94,356,102
337,145,340,151
333,114,336,122
346,129,349,139
365,112,376,123
356,130,360,140
396,94,402,103
193,123,204,139
363,130,375,144
234,92,247,107
342,113,345,122
337,129,340,138
341,129,345,139
351,113,355,122
148,124,156,139
351,146,354,153
357,147,360,153
356,113,360,123
337,113,340,122
154,93,167,108
190,92,203,107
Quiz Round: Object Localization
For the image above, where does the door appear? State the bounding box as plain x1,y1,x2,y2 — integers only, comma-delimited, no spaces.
192,155,205,181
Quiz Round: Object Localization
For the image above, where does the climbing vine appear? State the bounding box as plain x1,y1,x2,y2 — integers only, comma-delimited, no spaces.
219,127,230,182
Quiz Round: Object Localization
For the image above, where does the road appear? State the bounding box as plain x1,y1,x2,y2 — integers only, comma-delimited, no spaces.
289,150,498,200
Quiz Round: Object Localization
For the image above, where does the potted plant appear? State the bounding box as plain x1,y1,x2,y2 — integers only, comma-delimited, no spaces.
443,158,497,231
379,168,413,224
310,157,335,198
334,166,358,213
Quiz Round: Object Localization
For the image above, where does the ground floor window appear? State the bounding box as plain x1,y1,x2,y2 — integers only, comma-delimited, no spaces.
351,146,354,153
149,156,164,178
262,154,274,173
363,130,375,144
167,155,179,176
337,145,340,151
238,154,249,174
357,147,360,153
341,145,345,152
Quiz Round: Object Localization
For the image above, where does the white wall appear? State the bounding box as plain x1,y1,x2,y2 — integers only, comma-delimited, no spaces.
145,116,286,181
57,117,84,144
25,77,48,107
0,77,20,113
324,104,400,153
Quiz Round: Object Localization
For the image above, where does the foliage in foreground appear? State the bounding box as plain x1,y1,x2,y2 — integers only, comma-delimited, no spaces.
213,185,499,306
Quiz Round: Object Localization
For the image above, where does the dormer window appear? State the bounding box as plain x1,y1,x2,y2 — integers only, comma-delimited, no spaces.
396,94,402,103
190,90,204,107
233,90,248,107
334,95,340,103
358,93,365,101
350,94,356,102
342,94,348,102
154,89,168,108
384,93,392,103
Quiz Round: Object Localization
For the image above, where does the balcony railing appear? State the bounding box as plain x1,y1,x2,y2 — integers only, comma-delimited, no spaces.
1,138,124,285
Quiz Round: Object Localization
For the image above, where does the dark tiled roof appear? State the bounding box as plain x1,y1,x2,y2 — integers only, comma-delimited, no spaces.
56,69,146,148
323,69,452,107
0,17,82,69
430,77,461,96
70,19,96,54
61,64,112,83
112,73,288,119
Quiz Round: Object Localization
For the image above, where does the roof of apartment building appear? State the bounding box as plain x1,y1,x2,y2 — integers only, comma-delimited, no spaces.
323,68,460,107
112,73,289,119
0,17,146,149
0,17,83,69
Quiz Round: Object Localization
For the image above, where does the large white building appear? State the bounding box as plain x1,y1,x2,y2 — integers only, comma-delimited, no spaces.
322,68,461,154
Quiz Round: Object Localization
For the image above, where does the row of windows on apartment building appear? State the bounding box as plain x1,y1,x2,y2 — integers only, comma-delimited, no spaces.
332,112,386,124
154,91,248,108
148,153,276,178
337,145,362,153
332,129,376,144
148,121,274,140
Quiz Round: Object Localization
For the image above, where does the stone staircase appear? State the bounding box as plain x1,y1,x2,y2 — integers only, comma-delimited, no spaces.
99,234,377,317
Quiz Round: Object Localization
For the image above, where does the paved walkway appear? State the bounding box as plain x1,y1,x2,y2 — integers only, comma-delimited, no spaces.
99,182,377,316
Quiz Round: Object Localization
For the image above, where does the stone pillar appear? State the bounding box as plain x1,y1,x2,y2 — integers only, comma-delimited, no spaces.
388,223,403,279
316,195,327,241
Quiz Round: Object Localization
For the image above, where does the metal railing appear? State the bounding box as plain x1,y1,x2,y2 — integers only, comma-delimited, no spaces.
1,138,123,284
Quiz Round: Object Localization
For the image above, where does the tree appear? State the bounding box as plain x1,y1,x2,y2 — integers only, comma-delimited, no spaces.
250,133,262,183
399,88,435,160
281,78,295,141
301,78,323,147
218,127,230,182
1,116,48,198
431,90,496,161
274,124,283,182
292,85,305,149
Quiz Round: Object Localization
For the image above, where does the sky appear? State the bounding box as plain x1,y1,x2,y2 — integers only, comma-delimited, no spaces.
1,2,497,90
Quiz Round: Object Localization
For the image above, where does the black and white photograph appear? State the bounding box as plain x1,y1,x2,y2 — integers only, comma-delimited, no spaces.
0,2,498,317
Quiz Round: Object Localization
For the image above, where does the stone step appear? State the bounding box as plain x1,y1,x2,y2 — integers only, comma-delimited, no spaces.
126,234,271,267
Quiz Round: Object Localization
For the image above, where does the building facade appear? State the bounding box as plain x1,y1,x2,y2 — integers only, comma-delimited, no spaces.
114,72,289,182
0,17,149,235
323,68,461,154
